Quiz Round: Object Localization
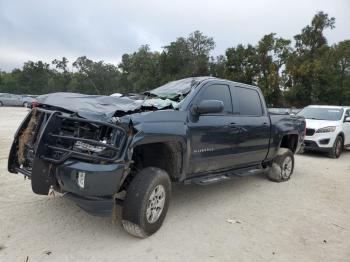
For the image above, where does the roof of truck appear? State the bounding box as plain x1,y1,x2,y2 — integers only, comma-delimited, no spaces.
148,76,259,99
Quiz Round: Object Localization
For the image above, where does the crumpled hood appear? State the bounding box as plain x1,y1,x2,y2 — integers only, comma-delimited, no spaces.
36,92,178,122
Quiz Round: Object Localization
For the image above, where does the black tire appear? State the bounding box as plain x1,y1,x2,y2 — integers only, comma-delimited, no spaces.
297,145,304,154
328,136,343,159
122,167,171,238
0,101,3,106
267,148,294,182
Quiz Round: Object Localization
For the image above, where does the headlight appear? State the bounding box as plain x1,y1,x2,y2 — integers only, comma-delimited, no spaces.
316,126,336,133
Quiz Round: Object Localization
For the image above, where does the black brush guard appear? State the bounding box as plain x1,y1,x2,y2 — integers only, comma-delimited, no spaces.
8,108,126,195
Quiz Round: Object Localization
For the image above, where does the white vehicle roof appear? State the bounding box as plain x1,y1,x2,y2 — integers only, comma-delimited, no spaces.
307,105,350,110
110,93,123,97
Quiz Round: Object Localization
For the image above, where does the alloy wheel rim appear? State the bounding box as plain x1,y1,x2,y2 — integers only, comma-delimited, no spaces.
146,185,166,223
336,139,342,156
281,156,293,179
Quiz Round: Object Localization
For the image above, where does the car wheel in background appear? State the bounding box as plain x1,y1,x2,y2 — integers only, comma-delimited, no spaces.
297,145,304,154
267,148,294,182
23,102,28,108
328,136,343,159
0,101,3,106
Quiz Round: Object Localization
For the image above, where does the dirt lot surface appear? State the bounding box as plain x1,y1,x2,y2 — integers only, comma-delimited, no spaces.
0,107,349,262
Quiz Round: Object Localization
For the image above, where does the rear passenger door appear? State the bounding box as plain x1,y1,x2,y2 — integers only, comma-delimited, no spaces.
230,85,271,167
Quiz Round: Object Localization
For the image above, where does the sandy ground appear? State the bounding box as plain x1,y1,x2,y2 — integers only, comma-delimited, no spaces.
0,107,349,262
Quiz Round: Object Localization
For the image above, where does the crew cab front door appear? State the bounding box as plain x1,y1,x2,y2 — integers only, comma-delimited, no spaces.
188,83,238,174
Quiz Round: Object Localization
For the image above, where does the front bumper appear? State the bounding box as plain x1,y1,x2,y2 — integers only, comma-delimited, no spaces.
56,160,127,197
304,132,335,151
8,107,128,196
304,140,331,152
64,193,114,217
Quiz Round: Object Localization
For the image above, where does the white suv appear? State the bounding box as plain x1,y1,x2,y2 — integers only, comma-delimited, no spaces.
297,105,350,158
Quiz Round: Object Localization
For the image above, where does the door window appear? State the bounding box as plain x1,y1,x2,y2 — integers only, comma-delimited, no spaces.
197,84,232,114
236,87,263,116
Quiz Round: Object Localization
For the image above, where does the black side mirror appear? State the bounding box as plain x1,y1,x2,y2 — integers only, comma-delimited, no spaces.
344,116,350,122
191,100,224,115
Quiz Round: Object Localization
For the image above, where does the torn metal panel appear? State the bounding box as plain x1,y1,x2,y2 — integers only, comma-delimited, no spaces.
36,77,213,122
36,93,144,121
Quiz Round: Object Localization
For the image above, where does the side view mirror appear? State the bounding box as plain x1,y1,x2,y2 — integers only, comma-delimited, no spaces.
191,100,224,115
344,116,350,122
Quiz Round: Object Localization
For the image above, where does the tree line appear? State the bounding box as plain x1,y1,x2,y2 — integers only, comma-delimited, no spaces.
0,11,349,107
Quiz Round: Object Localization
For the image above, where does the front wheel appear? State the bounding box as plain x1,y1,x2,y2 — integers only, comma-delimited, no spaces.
267,148,294,182
328,136,343,159
122,167,171,238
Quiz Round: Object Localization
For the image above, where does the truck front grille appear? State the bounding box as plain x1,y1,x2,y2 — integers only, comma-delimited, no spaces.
43,115,126,164
16,108,126,169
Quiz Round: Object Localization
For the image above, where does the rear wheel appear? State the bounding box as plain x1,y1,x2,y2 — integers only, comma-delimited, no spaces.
328,136,343,158
122,167,171,238
267,148,294,182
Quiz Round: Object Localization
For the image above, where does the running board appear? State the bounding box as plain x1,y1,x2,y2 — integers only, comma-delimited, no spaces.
186,166,266,186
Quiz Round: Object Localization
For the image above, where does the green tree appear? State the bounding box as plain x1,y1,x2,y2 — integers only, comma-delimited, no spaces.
51,57,71,92
255,33,291,106
209,55,226,78
19,61,53,94
285,11,336,106
73,56,120,95
187,30,215,75
225,44,258,85
160,37,192,81
118,45,162,93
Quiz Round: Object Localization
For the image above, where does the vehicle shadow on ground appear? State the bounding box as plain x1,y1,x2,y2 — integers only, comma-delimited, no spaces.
13,148,346,242
14,171,270,241
300,147,350,158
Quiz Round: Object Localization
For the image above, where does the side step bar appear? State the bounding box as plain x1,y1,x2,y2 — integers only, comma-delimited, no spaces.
186,166,267,186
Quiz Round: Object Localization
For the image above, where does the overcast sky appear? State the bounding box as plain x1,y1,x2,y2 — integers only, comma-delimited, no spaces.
0,0,349,71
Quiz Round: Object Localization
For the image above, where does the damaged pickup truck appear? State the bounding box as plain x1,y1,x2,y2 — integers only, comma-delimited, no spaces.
8,77,305,238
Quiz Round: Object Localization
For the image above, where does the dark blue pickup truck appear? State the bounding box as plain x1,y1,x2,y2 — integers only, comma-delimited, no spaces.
8,77,305,238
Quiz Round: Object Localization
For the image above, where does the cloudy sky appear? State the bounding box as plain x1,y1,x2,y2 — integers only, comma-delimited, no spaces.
0,0,349,71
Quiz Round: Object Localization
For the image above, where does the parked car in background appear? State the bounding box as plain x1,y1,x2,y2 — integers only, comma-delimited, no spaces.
269,108,301,115
22,96,37,108
297,105,350,158
0,93,23,107
268,108,290,114
0,93,36,107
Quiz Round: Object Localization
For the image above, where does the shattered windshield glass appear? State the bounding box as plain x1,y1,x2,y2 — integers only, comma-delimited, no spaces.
148,77,211,100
